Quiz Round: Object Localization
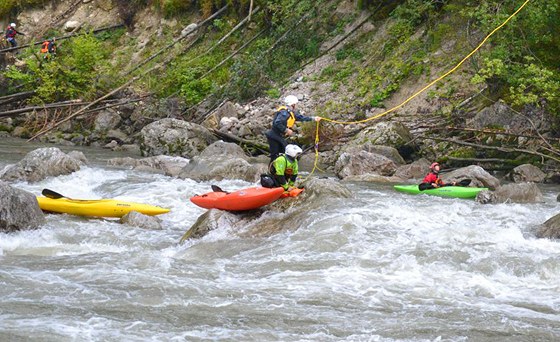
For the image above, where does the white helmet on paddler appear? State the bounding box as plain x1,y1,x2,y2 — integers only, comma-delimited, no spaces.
284,95,299,107
285,144,303,159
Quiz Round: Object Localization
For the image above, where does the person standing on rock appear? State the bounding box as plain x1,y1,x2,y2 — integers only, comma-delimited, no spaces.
4,23,24,48
265,95,321,161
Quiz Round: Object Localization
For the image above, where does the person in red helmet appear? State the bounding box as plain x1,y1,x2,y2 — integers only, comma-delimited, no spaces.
419,162,456,190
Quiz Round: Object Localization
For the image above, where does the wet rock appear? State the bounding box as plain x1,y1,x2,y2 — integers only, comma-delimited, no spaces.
441,165,500,190
104,140,119,149
476,182,544,204
182,177,353,240
67,151,88,165
536,214,560,239
394,158,431,180
120,211,162,230
107,155,189,177
0,147,85,182
335,151,397,179
179,156,267,182
139,118,217,157
508,164,546,183
200,141,247,159
0,181,45,232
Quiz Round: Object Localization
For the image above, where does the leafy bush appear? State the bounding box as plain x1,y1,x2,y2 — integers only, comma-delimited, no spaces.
3,33,111,103
0,0,46,17
467,0,560,112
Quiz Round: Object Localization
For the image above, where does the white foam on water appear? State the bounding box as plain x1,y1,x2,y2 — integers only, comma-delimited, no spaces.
2,164,560,340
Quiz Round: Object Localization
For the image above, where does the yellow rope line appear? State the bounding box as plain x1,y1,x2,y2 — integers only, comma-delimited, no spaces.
303,0,531,179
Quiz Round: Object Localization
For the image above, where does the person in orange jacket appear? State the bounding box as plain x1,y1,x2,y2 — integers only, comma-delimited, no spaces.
40,37,56,59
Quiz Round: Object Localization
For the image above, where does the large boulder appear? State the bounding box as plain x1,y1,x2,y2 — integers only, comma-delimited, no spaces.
0,147,85,182
335,151,397,179
342,143,405,165
351,122,414,151
179,156,266,182
199,141,247,159
0,181,45,232
537,214,560,239
178,141,265,182
476,182,544,204
508,164,546,183
182,177,353,240
441,165,500,190
139,118,217,157
394,158,431,180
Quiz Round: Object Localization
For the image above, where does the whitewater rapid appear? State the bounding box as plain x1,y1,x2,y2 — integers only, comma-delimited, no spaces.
1,142,559,341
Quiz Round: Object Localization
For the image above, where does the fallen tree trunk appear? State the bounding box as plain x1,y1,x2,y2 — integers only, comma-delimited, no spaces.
211,128,269,154
421,136,560,163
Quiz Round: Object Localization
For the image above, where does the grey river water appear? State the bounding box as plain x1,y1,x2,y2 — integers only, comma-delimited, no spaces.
1,137,559,341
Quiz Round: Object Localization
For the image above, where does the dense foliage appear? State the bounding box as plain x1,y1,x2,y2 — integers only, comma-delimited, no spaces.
2,0,558,118
4,33,112,103
467,0,559,113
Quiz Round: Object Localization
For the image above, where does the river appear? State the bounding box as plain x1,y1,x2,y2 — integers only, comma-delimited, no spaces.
1,137,559,341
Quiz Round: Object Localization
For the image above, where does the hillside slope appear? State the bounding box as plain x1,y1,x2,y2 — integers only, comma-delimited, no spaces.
1,0,558,174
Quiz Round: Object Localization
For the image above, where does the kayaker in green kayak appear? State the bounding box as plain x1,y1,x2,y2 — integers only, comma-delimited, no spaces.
419,162,456,190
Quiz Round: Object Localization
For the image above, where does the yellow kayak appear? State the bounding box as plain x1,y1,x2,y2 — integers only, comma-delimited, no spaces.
36,196,170,218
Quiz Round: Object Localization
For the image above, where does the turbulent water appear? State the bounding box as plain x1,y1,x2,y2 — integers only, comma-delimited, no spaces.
1,138,559,341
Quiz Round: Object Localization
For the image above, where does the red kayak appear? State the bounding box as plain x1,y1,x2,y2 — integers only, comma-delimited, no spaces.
190,187,286,211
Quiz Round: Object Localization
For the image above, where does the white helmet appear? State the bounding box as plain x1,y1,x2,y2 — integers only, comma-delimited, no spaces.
284,95,299,106
10,23,16,28
285,144,303,158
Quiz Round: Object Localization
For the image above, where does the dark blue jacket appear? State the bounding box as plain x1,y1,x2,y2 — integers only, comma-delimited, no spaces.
271,108,313,135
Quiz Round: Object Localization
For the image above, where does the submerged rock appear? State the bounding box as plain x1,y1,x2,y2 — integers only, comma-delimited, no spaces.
120,211,162,230
0,181,45,232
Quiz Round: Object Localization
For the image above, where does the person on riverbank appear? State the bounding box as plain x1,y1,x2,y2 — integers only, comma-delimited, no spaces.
265,95,321,162
4,23,24,48
419,162,456,190
40,37,56,60
270,144,302,191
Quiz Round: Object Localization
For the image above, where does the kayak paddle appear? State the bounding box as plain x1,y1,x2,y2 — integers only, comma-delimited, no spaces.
456,179,472,186
211,185,230,194
42,188,69,199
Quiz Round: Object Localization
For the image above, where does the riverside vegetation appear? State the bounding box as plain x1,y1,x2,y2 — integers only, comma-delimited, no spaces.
0,0,559,175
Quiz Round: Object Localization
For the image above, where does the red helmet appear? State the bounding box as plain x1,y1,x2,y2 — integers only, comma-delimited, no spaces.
430,162,440,170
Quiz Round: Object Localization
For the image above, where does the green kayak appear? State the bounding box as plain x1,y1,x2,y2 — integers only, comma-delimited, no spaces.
394,184,487,199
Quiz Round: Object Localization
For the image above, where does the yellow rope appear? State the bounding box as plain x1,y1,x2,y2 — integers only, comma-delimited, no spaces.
303,0,531,179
